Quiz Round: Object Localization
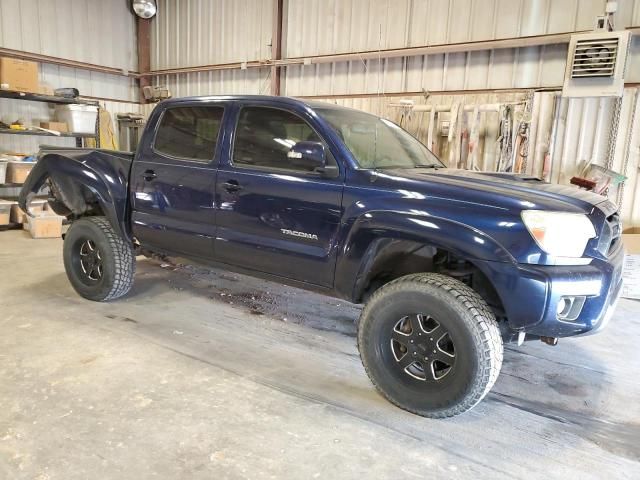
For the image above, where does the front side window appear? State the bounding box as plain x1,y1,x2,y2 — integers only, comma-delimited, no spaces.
154,106,224,162
232,107,323,172
317,108,443,169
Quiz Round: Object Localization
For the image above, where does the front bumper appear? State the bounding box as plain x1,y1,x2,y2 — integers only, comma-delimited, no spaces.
476,240,624,338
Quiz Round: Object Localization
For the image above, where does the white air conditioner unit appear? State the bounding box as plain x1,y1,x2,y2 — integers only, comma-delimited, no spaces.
562,30,630,98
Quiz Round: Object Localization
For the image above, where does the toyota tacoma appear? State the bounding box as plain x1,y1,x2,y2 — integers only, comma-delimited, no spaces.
19,95,624,418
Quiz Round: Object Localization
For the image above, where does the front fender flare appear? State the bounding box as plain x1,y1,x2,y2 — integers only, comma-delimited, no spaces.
334,210,515,301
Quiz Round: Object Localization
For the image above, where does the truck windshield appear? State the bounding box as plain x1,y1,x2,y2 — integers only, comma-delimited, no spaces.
317,108,443,169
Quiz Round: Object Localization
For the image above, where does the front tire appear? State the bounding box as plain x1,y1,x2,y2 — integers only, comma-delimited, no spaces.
63,216,135,301
357,273,503,418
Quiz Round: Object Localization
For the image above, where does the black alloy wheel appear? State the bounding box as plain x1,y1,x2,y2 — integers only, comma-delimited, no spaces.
390,314,456,382
77,239,103,282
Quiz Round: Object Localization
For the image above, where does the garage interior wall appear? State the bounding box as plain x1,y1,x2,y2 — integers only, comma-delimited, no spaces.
0,0,140,151
148,0,640,226
0,1,638,225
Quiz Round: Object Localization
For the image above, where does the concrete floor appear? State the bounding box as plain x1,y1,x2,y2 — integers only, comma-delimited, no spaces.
1,230,639,479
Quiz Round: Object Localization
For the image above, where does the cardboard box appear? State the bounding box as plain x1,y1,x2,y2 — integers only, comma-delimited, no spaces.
10,199,46,223
622,227,640,300
39,121,68,133
0,57,38,93
38,84,54,96
10,203,26,224
25,212,63,239
0,200,13,225
5,161,34,184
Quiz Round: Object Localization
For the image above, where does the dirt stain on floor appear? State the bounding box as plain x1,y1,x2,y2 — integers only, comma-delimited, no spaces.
544,372,588,397
152,258,361,337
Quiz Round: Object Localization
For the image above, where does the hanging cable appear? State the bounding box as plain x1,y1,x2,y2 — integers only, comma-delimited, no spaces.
496,105,513,172
616,88,639,211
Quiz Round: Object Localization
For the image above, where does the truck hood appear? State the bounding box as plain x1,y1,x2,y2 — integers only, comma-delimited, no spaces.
381,168,608,213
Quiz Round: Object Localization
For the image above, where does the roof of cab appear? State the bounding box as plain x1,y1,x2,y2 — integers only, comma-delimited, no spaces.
160,94,349,111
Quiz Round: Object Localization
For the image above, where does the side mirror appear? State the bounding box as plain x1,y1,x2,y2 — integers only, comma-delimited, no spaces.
287,141,326,170
287,141,339,177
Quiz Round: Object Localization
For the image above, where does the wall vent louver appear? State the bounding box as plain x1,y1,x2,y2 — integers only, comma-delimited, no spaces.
571,38,618,78
562,31,630,98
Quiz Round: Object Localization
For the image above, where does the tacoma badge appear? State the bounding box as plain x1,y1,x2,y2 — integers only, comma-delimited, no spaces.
280,228,318,240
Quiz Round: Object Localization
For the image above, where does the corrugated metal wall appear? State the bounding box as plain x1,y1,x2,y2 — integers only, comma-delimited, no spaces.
283,45,568,96
151,0,273,68
0,0,138,99
285,0,639,55
0,0,140,152
149,0,274,100
0,0,136,71
157,67,272,98
283,0,640,96
149,0,640,97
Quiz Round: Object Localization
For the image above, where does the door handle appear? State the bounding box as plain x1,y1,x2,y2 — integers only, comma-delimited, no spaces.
223,180,242,192
142,169,157,181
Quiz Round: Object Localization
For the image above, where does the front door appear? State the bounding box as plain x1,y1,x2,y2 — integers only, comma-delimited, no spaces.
131,104,226,259
215,105,344,287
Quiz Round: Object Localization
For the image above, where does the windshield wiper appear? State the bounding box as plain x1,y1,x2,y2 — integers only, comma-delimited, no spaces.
369,164,444,170
414,164,443,169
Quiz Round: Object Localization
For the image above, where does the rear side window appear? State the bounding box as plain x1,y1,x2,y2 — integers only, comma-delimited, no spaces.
154,106,224,162
232,107,322,172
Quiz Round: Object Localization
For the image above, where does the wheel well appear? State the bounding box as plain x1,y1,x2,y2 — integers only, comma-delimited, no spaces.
48,177,105,218
79,187,105,216
359,241,506,320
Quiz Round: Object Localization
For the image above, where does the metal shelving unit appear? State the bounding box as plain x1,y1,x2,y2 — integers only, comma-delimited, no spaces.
0,89,100,147
0,128,97,138
0,90,101,201
0,89,99,106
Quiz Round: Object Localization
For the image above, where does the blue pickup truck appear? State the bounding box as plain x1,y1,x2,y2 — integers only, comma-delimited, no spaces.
19,95,624,417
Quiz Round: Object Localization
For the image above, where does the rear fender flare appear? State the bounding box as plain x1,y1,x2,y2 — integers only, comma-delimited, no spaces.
19,153,131,241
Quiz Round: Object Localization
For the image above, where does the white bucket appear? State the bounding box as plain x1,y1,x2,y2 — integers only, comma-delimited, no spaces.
54,104,98,134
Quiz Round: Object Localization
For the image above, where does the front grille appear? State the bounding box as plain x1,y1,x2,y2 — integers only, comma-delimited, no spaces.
597,212,622,257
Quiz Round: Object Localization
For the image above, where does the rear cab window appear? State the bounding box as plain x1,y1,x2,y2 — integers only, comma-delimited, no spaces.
153,106,225,162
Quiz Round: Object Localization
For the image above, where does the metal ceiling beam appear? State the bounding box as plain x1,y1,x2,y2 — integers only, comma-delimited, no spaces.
0,46,138,77
284,26,639,65
144,60,269,76
137,17,152,102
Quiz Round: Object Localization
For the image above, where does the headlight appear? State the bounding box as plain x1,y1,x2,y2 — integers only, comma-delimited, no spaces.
521,210,596,257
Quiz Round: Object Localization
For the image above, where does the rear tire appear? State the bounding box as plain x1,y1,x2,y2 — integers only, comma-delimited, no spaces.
357,273,503,418
63,216,135,301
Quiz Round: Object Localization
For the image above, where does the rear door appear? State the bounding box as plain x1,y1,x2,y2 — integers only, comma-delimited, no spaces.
214,103,344,287
131,103,226,259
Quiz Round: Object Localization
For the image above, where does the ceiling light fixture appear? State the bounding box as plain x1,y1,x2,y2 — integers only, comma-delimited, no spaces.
132,0,157,19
